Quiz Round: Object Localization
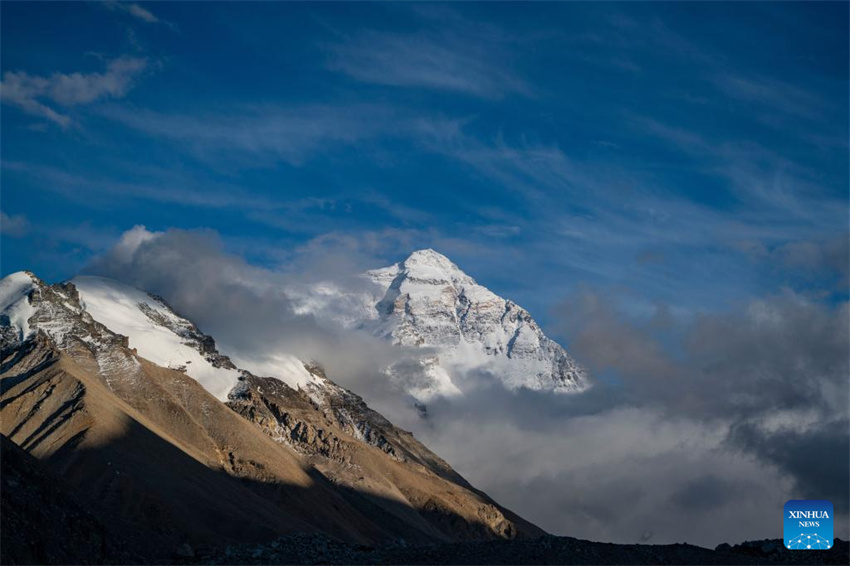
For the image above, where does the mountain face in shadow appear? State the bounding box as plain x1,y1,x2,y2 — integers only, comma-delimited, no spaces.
0,272,542,563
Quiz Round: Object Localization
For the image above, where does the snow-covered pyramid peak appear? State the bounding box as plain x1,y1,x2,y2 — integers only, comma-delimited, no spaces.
402,249,462,273
294,250,589,399
368,249,474,289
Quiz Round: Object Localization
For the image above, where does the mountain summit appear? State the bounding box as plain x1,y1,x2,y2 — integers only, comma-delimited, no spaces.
294,250,589,401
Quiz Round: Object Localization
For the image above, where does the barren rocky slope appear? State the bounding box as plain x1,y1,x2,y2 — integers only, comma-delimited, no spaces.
0,272,542,562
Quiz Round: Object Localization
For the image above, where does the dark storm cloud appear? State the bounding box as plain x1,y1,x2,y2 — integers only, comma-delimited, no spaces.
545,290,849,538
555,289,848,422
670,475,738,515
729,419,850,514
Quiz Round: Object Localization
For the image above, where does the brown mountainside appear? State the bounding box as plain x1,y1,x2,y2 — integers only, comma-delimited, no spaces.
0,273,542,561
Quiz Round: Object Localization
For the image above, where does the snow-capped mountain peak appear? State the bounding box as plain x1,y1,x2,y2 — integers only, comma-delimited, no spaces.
370,249,477,288
392,248,467,278
293,250,589,399
402,248,456,268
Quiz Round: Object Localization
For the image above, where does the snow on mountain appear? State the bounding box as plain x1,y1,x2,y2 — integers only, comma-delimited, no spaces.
2,248,586,407
1,272,149,389
0,271,38,342
69,276,241,401
0,272,241,401
230,352,326,391
292,249,589,400
0,271,469,463
0,272,397,442
70,276,333,402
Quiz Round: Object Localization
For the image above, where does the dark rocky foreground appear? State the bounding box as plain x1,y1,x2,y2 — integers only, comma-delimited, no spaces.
2,432,848,566
0,435,142,565
181,533,850,565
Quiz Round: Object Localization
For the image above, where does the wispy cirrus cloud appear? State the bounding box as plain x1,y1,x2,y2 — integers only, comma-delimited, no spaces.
327,32,530,98
712,73,825,120
0,57,148,127
97,96,845,290
401,115,848,312
0,211,29,237
628,113,845,224
1,160,278,211
1,160,434,242
99,103,398,165
100,1,177,29
325,11,532,99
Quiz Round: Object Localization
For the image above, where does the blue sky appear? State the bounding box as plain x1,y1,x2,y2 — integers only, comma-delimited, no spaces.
2,1,848,328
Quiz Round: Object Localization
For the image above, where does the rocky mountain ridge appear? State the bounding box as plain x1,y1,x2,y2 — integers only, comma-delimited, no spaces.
0,271,542,561
68,275,459,467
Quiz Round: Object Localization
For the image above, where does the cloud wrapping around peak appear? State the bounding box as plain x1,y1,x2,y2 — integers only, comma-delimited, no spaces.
106,224,161,264
83,226,431,407
0,56,148,127
84,226,849,547
418,288,848,546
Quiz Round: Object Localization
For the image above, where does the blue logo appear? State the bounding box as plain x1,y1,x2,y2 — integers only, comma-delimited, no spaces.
784,500,833,550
